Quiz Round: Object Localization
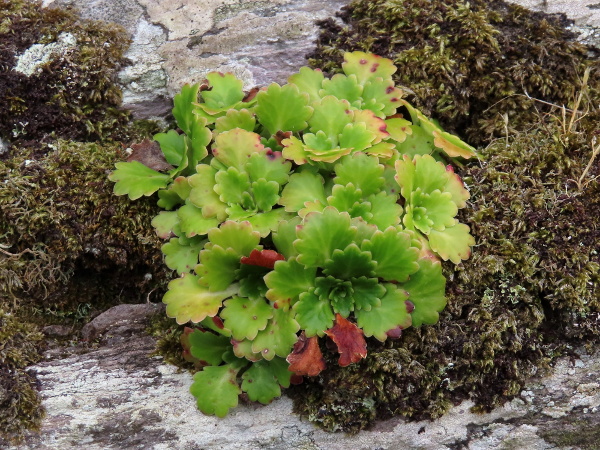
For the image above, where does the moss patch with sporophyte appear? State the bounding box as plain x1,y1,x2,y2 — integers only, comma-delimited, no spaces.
110,51,477,418
308,0,600,147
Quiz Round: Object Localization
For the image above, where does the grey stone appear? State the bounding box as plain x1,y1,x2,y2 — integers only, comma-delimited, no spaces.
80,302,164,341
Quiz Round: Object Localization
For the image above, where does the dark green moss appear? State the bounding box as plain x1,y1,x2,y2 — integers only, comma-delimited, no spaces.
0,0,134,144
308,0,600,146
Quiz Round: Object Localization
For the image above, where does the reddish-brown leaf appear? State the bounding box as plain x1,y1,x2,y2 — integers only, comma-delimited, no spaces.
286,332,326,377
243,87,260,102
127,139,173,171
240,249,285,269
324,314,368,367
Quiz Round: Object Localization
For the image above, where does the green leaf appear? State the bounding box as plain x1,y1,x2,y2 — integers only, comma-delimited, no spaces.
157,176,192,210
221,296,273,341
351,276,385,311
308,95,352,143
315,276,354,317
385,117,412,143
151,211,180,239
214,108,256,134
272,217,302,259
246,151,291,186
265,257,316,310
190,365,241,417
334,153,385,197
403,257,446,327
241,360,282,404
172,83,201,136
110,161,171,200
255,83,313,135
162,236,205,274
279,168,327,212
177,202,220,237
207,221,261,256
355,283,412,341
428,223,475,264
188,165,228,221
288,66,325,103
342,51,397,85
246,208,292,238
196,244,242,291
323,243,376,279
214,166,251,205
163,273,238,324
361,227,420,282
251,309,299,360
327,183,363,215
232,339,262,361
338,122,377,152
200,72,245,112
412,189,457,232
293,291,335,337
320,73,363,105
252,178,280,211
154,130,187,167
395,124,435,158
267,357,292,388
212,129,265,171
188,329,231,365
361,78,403,117
366,191,402,229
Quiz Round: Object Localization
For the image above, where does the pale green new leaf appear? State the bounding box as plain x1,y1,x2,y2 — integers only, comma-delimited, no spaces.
255,83,313,135
151,211,179,239
334,152,385,197
246,151,291,186
252,178,280,211
214,108,256,134
428,222,475,264
214,166,251,205
207,221,261,256
177,202,219,237
162,236,205,274
320,73,363,105
279,168,327,212
367,191,402,229
154,130,186,167
172,83,201,136
188,165,228,221
196,244,242,291
342,51,397,85
362,227,419,282
212,129,265,171
288,66,325,103
110,161,170,200
199,72,245,113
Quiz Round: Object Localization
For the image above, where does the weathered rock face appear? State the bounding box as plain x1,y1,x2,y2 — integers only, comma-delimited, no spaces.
43,0,348,117
10,303,600,449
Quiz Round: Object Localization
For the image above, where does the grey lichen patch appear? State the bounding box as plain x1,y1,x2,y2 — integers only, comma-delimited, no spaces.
213,1,284,23
14,31,76,76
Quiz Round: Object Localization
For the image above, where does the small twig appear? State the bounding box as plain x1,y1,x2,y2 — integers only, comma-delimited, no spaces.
576,137,600,190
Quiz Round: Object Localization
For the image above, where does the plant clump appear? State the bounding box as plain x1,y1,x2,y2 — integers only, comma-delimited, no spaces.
308,0,600,146
110,51,478,417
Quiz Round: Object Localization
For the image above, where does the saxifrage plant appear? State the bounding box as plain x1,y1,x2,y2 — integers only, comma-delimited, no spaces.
109,51,476,417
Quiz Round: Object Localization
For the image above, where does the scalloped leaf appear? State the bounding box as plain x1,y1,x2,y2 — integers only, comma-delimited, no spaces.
162,237,205,274
221,296,273,341
295,207,356,268
385,117,412,143
324,314,367,367
287,66,325,103
361,227,420,282
232,339,262,362
246,151,291,186
308,95,352,143
355,283,411,341
245,208,292,238
212,129,265,171
338,122,377,152
172,83,201,136
199,72,245,113
281,135,309,165
272,217,302,259
403,257,446,327
207,221,260,256
110,161,171,200
251,308,299,360
395,124,435,158
214,108,256,134
334,153,385,197
151,211,180,239
163,273,238,324
255,83,313,135
241,360,282,404
293,291,335,337
443,165,470,209
366,191,402,229
154,130,186,167
252,178,280,211
177,202,219,237
327,183,363,215
411,189,457,233
428,222,475,264
323,243,376,279
320,73,363,105
268,356,293,388
157,176,192,210
361,78,403,117
190,365,241,417
350,276,385,311
279,168,327,212
196,244,242,291
342,51,396,85
188,329,231,365
214,166,251,205
188,165,228,221
264,257,317,310
287,332,326,377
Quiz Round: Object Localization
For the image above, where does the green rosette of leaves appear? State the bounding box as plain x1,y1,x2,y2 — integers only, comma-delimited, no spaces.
163,220,299,416
264,206,446,368
279,152,402,230
395,154,475,263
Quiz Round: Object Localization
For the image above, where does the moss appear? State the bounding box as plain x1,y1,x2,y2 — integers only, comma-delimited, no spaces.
308,0,600,146
541,416,600,449
0,0,135,144
0,308,45,443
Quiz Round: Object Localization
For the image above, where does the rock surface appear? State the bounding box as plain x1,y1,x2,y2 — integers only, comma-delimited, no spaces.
10,304,600,449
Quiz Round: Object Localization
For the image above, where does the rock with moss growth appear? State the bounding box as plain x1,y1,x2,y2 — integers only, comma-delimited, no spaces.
0,0,133,144
308,0,600,146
